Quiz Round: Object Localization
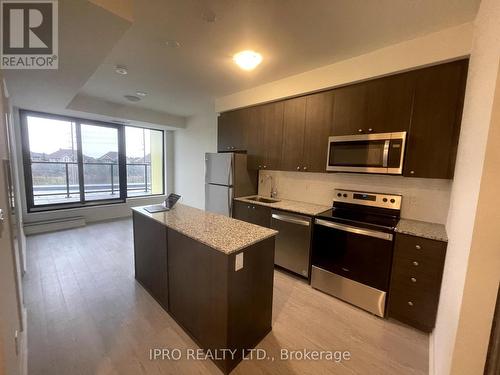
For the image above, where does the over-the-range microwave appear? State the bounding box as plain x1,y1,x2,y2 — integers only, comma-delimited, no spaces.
326,132,407,174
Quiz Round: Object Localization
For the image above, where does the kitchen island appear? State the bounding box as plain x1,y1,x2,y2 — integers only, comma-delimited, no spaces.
131,204,277,374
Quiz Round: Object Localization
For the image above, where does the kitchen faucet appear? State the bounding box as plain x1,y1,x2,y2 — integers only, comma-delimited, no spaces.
265,175,278,198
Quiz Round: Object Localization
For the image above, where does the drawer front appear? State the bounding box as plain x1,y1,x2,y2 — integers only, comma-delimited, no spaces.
388,233,447,331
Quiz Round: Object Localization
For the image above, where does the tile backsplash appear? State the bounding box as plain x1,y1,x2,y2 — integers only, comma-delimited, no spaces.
258,171,452,224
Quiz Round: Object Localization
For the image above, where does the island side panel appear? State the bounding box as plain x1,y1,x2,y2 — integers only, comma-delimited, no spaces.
166,229,229,369
226,237,275,372
132,211,169,310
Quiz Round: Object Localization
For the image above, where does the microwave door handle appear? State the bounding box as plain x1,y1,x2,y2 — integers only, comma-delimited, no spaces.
382,140,390,167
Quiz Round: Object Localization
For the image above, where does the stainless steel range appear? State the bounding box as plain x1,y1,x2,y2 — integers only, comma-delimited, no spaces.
311,189,402,317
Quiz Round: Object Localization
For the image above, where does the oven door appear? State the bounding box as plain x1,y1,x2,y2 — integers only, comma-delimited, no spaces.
326,132,406,174
311,219,394,291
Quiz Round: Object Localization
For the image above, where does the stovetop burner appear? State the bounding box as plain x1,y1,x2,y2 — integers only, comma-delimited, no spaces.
316,189,402,232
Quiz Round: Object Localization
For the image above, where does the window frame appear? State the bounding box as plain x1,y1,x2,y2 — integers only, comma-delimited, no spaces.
124,124,166,199
19,109,165,213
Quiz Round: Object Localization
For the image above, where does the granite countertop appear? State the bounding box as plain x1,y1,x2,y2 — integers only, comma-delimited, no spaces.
235,196,330,216
132,204,277,255
395,218,448,242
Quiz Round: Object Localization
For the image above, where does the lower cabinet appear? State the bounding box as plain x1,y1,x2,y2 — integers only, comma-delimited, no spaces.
388,233,447,332
132,211,169,309
232,200,271,228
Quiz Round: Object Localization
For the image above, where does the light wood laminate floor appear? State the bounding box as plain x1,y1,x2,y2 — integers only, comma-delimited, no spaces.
24,219,428,375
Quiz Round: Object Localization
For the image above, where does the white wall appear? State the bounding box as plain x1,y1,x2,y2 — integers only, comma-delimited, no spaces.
216,23,473,112
173,105,217,209
258,171,451,224
434,0,500,373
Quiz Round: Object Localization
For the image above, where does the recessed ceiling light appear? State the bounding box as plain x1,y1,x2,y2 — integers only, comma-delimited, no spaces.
201,10,217,23
124,95,141,102
114,65,128,75
165,40,181,48
233,50,262,71
135,91,147,97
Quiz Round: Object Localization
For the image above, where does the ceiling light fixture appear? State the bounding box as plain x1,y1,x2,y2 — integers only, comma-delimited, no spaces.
233,50,262,71
165,40,181,48
135,91,147,97
124,95,141,102
114,65,128,75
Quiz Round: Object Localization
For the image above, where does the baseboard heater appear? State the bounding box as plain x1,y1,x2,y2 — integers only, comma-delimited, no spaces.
24,217,86,235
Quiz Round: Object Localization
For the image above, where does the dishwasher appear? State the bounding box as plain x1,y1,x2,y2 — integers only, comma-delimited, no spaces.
271,210,312,277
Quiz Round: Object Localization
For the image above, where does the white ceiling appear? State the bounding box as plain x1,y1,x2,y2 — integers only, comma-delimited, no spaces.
4,0,480,123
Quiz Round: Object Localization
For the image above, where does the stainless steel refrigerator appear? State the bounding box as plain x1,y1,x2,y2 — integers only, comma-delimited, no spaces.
205,153,257,216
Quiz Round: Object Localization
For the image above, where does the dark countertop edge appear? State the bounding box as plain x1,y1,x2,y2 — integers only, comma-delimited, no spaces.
131,207,278,255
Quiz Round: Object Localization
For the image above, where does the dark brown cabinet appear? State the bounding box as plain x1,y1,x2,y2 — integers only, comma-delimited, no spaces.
133,211,168,309
388,233,447,332
303,91,335,172
217,107,251,152
281,96,307,171
232,200,271,228
331,72,414,136
247,101,284,170
217,60,469,179
404,60,468,179
281,91,334,172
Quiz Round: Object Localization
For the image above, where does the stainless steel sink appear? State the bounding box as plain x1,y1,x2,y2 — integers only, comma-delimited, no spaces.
246,196,281,204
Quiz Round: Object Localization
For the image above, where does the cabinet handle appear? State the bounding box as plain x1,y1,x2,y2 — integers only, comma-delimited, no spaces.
247,205,251,209
411,277,417,283
412,261,419,266
226,146,230,150
408,301,414,307
358,129,363,133
258,165,262,169
303,166,307,171
410,170,415,175
415,244,421,250
296,166,300,170
263,165,267,169
368,128,373,132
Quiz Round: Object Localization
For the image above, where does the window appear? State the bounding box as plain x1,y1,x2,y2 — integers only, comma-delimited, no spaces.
125,126,164,197
20,110,165,212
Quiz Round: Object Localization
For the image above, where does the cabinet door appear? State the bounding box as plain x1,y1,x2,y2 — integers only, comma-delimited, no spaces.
303,91,334,172
217,109,248,152
281,96,307,171
364,72,415,134
232,200,250,222
263,101,284,170
404,60,468,178
248,205,271,228
331,82,367,136
133,212,168,309
247,102,284,171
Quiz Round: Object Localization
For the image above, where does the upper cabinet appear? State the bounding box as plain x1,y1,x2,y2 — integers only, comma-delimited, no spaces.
247,101,284,171
217,59,469,179
303,91,334,172
217,108,251,152
403,60,468,179
331,72,415,135
281,96,307,171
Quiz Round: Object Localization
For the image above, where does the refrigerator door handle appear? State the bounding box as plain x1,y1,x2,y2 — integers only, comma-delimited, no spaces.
228,187,232,217
228,154,233,186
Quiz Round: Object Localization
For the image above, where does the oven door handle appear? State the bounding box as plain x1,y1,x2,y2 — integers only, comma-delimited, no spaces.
272,213,310,226
315,219,393,241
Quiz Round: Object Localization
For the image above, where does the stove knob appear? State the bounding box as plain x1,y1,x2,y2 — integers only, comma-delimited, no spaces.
390,198,396,203
382,198,388,203
337,193,342,197
343,194,348,198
